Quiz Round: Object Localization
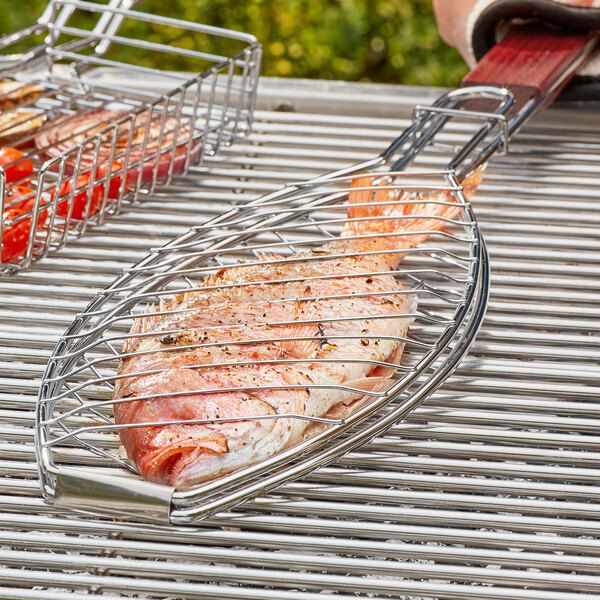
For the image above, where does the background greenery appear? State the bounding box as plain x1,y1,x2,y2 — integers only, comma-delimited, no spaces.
0,0,468,87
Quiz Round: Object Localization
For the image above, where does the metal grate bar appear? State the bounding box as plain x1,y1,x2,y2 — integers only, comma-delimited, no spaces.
1,79,600,597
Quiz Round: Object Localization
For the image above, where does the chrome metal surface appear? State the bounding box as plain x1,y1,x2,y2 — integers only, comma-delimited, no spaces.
1,77,599,596
54,467,173,523
0,0,260,273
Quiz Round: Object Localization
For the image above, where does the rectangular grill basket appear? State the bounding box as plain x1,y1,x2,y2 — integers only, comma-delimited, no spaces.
0,0,261,273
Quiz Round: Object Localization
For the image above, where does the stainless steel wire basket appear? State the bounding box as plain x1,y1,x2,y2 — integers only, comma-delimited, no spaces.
0,0,261,273
36,86,514,525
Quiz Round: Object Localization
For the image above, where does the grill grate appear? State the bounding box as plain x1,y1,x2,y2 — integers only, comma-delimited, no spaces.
1,78,600,597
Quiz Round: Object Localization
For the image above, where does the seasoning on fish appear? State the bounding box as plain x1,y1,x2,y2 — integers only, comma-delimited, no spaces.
113,169,483,489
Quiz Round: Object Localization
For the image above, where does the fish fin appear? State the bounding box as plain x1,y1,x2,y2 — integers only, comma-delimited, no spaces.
159,296,181,314
346,174,376,220
341,167,484,247
303,377,396,438
153,296,182,325
278,301,322,359
203,269,228,288
343,376,397,393
256,251,285,263
203,252,285,288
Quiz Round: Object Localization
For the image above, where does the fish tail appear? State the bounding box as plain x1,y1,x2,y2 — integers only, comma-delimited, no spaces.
341,167,484,248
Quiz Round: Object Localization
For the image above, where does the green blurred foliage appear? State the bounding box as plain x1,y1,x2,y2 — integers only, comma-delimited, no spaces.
0,0,467,87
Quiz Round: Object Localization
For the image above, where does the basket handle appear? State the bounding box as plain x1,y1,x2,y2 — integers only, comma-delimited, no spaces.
90,0,142,58
462,24,598,109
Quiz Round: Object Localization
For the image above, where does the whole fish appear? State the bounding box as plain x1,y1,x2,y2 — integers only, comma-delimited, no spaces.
113,170,482,488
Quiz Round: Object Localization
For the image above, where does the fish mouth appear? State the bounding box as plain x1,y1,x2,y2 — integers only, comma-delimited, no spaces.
140,435,229,486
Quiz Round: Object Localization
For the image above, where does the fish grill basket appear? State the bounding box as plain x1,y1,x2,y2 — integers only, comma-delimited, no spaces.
0,0,261,273
36,86,513,525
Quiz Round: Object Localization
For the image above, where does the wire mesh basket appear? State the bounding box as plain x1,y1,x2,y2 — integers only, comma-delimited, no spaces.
0,0,261,273
36,86,517,525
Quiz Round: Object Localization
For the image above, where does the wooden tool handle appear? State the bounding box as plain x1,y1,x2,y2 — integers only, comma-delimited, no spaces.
462,24,597,107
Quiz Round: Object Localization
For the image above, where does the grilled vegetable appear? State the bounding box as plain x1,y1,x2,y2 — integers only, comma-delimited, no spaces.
0,146,34,184
1,186,45,263
96,160,130,199
52,174,105,220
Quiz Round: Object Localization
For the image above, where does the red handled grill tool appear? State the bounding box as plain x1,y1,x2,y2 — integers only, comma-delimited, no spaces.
463,24,597,109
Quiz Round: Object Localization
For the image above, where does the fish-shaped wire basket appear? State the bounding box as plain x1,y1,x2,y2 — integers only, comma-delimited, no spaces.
36,86,514,525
